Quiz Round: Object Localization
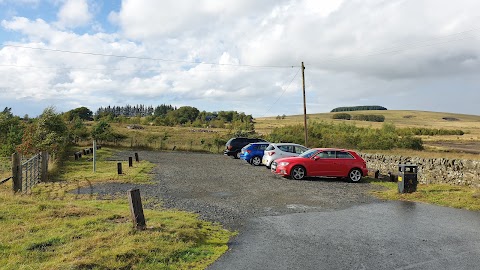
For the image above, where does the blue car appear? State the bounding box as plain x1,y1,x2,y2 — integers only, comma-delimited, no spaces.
240,142,270,166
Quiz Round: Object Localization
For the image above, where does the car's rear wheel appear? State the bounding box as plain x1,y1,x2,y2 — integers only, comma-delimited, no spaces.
348,168,362,182
291,166,306,180
251,156,261,166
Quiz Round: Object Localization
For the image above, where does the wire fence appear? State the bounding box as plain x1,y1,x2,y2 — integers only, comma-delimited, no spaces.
0,157,10,176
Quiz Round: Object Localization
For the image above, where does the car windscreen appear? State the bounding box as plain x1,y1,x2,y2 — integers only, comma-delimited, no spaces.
299,149,319,158
265,144,275,151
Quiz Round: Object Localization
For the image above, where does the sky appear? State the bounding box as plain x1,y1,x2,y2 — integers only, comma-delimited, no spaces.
0,0,479,118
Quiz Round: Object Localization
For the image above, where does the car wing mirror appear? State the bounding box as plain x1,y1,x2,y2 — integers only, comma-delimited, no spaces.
313,156,320,161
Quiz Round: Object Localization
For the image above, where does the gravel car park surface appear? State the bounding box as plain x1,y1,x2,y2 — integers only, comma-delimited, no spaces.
82,150,383,230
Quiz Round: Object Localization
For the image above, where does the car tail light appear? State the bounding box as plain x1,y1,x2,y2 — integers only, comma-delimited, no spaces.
246,150,251,153
227,145,232,150
268,152,275,156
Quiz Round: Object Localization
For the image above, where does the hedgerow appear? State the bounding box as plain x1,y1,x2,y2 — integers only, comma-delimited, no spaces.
267,122,424,150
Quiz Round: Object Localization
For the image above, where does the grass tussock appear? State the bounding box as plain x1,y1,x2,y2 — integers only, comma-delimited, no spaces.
0,147,235,270
370,180,480,211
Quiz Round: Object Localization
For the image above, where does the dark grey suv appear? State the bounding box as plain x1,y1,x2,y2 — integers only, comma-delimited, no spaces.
224,137,267,159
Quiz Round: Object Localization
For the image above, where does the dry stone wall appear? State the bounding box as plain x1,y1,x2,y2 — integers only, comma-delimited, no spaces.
360,153,480,187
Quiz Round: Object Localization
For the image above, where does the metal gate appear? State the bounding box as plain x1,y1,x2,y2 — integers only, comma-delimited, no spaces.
12,152,48,193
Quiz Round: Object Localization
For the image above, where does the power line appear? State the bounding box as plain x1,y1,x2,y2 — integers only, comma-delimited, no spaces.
0,63,291,72
2,44,300,69
309,27,480,67
262,67,301,117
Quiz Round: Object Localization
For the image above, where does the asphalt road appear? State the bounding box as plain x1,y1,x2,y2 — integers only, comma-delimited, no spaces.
210,201,480,270
87,151,480,269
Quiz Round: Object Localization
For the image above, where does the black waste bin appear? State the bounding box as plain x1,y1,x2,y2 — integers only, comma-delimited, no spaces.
398,164,418,193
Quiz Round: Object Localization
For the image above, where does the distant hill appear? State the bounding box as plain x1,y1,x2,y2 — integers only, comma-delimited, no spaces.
331,105,387,112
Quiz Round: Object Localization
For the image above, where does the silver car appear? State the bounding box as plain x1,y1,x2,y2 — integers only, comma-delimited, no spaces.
262,143,309,168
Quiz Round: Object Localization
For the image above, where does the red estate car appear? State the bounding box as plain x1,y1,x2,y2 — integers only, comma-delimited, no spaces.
271,148,368,182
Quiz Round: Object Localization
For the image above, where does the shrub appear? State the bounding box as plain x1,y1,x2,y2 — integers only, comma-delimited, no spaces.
352,114,385,122
267,121,423,150
332,113,351,120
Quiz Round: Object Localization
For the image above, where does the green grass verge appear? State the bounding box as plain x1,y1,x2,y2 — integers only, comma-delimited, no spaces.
0,147,235,270
369,179,480,211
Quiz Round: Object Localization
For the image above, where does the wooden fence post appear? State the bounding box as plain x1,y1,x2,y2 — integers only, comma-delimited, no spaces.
40,152,48,182
129,157,133,167
117,162,123,174
128,188,146,230
12,152,21,192
135,153,139,162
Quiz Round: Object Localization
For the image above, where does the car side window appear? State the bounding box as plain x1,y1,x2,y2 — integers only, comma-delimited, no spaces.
318,151,335,158
238,138,247,145
259,144,268,150
294,146,307,154
279,145,293,153
336,151,354,159
266,145,274,151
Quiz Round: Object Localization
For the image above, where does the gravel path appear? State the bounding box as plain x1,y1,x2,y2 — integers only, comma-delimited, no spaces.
80,150,384,230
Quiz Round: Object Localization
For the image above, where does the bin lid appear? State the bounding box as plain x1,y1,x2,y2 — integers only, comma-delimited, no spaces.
398,164,417,167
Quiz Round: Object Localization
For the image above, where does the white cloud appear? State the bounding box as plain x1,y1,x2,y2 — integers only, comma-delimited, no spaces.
56,0,92,29
1,0,480,117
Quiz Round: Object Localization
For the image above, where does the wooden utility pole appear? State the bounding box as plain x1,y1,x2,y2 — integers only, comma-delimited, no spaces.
302,62,308,146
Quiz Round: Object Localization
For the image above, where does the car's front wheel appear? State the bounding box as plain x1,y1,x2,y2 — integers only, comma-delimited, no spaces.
251,156,262,166
291,166,306,180
348,168,362,182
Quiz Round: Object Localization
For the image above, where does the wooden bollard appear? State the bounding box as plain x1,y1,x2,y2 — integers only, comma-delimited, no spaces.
74,152,79,160
117,162,123,174
129,157,133,167
374,170,380,179
135,153,139,162
128,188,146,230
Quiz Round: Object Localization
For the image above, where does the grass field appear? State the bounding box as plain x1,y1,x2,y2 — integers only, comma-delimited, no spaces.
91,123,231,154
255,110,480,159
369,180,480,211
0,147,234,269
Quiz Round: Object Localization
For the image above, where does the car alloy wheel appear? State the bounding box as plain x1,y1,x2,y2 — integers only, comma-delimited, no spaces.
251,156,261,166
348,169,362,182
291,166,306,180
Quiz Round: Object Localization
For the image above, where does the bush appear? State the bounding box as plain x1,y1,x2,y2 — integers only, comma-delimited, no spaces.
396,127,464,136
332,113,351,120
352,114,385,122
267,121,423,150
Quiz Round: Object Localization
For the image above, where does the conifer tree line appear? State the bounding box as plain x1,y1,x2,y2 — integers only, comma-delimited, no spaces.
96,104,157,118
94,104,254,129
